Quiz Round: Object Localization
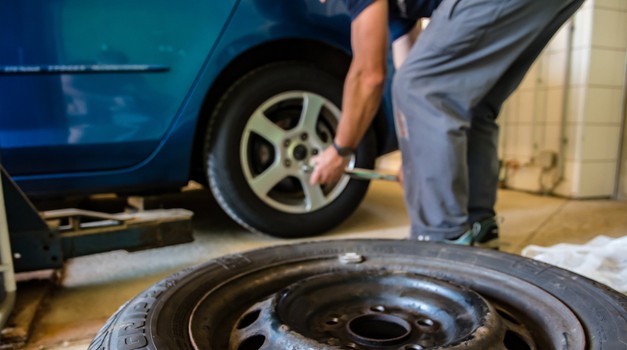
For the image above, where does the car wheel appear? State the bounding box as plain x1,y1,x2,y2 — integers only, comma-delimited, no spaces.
88,240,627,350
204,62,376,238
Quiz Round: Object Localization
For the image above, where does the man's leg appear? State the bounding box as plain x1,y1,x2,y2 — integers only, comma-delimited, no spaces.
393,0,584,240
467,0,586,225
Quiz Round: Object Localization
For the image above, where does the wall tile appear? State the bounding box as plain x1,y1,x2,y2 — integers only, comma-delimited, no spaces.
538,54,551,88
547,51,568,87
581,0,593,10
573,7,593,49
517,125,535,159
519,60,540,91
570,48,590,86
565,124,582,161
503,93,520,123
502,122,519,160
579,125,621,161
553,161,579,197
593,0,627,11
566,87,586,123
543,124,563,153
576,161,617,197
506,165,542,193
592,8,627,49
547,23,570,53
545,88,565,123
496,2,626,199
619,11,627,49
620,136,627,199
583,87,624,124
588,48,626,86
535,90,548,124
518,90,536,123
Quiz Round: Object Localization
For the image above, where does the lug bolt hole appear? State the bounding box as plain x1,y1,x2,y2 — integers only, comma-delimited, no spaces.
237,310,261,330
416,318,437,332
237,334,266,350
370,305,386,313
404,345,424,350
504,330,531,350
326,317,340,326
496,308,522,325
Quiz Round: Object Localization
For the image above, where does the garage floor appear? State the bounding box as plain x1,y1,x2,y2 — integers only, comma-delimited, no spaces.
5,153,627,350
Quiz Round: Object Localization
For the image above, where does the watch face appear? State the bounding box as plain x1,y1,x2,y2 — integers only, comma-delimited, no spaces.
333,142,354,157
339,147,353,156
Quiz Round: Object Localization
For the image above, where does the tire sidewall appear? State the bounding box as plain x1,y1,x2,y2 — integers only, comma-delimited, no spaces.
92,240,627,350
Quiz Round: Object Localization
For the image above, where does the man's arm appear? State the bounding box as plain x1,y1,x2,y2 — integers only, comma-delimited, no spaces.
310,0,389,185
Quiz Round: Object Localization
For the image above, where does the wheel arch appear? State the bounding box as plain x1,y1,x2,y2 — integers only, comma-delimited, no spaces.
188,39,392,183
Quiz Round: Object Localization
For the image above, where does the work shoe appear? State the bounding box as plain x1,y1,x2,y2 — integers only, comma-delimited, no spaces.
445,217,500,249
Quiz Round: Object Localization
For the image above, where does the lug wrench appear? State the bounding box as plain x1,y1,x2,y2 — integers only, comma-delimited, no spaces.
301,164,399,182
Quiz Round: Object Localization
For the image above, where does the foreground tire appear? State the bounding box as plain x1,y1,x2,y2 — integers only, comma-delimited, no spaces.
89,240,626,350
205,62,376,238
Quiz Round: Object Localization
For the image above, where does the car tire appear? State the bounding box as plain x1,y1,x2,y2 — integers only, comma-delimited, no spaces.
88,239,627,350
204,62,376,238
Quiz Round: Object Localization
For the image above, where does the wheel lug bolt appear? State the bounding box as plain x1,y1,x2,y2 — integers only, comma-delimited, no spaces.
312,149,318,156
301,133,308,141
284,159,292,167
284,140,291,147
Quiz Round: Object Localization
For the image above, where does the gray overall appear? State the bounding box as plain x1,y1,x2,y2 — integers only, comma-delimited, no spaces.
392,0,584,240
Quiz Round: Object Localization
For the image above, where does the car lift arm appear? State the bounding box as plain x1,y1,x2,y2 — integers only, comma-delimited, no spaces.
1,166,195,273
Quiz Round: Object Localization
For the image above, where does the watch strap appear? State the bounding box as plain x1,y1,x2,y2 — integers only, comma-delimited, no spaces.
332,141,355,157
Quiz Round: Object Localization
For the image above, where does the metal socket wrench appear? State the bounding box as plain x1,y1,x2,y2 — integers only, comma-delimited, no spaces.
301,164,399,182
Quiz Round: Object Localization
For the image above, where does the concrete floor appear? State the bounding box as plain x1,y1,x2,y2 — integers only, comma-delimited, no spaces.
4,155,627,349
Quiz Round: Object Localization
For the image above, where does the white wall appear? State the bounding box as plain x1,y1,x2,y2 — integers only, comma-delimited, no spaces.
499,0,627,198
619,84,627,199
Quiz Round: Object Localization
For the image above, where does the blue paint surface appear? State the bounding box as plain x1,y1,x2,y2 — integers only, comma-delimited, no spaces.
0,0,396,197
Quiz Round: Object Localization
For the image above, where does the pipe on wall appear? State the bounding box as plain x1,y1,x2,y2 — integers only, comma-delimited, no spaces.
547,19,576,194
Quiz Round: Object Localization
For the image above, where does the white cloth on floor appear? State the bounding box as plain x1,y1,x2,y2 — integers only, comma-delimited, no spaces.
522,235,627,294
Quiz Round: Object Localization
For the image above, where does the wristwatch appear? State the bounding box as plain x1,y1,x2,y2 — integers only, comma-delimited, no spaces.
332,141,355,157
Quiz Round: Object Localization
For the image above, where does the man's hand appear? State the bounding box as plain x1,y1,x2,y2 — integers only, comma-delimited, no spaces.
312,0,388,186
309,146,350,185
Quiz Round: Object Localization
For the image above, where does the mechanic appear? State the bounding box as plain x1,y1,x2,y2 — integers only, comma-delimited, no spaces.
311,0,584,247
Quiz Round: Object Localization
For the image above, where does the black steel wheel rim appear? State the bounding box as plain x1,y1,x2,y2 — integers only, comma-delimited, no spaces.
232,271,507,349
183,242,588,350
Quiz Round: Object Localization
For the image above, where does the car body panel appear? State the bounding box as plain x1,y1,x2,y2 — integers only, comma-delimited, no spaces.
0,0,396,198
1,0,239,175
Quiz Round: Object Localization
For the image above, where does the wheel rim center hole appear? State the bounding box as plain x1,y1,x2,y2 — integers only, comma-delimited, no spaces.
292,144,308,161
347,314,411,345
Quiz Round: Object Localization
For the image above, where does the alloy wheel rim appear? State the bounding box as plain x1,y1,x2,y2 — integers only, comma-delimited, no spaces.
240,91,354,214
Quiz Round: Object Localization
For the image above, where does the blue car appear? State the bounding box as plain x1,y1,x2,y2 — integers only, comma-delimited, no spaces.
0,0,397,237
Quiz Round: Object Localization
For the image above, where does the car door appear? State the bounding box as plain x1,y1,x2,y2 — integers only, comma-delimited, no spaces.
0,0,238,175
